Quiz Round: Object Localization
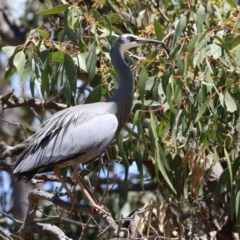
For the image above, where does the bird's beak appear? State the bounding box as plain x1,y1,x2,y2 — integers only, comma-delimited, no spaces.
135,37,168,52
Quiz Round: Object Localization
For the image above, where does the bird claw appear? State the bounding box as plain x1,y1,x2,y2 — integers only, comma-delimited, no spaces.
91,204,111,216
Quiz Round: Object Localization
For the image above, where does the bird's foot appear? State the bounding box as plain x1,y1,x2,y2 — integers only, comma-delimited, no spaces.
91,203,111,216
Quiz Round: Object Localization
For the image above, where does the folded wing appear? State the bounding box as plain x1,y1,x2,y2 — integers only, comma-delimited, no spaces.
13,114,118,179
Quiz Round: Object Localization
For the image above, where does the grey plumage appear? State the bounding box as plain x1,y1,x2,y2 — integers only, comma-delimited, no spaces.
14,103,118,179
12,34,165,212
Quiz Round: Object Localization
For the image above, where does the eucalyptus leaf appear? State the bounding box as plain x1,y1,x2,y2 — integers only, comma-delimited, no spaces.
195,100,208,123
210,43,222,59
225,91,237,113
149,114,176,193
13,51,27,83
36,4,70,15
137,68,148,103
2,46,16,59
153,19,163,40
84,85,102,103
226,0,237,8
172,15,187,47
64,53,77,95
86,42,97,82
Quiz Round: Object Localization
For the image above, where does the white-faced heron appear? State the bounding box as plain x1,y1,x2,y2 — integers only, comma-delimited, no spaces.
13,34,166,214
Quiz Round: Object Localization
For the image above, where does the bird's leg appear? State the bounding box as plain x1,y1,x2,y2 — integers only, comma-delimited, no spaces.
72,165,111,216
54,167,77,212
67,166,77,194
73,166,98,202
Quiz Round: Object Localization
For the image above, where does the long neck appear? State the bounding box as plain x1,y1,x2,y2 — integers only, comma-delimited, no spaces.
108,44,134,133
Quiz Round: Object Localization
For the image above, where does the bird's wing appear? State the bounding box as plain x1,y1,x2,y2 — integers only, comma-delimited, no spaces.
13,114,118,176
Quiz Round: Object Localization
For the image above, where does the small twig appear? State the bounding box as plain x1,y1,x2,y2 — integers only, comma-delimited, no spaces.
18,189,90,239
0,209,23,224
79,218,93,240
0,118,28,139
34,216,98,228
45,85,65,104
0,228,14,240
30,107,43,124
146,0,169,22
17,189,127,239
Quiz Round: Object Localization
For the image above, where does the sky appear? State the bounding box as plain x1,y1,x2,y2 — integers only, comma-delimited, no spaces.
7,0,26,17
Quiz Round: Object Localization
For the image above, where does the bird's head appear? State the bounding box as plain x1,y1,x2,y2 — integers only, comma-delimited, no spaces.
114,34,167,56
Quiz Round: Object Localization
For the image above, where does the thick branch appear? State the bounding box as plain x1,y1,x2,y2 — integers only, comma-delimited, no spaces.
18,189,128,239
0,142,27,160
18,223,73,240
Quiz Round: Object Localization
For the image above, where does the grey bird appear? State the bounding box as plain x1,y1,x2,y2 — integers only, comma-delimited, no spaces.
13,34,166,214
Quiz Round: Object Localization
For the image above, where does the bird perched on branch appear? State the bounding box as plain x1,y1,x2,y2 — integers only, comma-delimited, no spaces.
13,34,166,215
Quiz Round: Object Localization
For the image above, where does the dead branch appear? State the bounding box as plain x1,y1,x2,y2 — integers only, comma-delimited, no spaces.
17,189,128,239
0,90,67,112
0,142,27,160
0,209,23,225
0,228,14,240
34,216,98,229
31,174,74,185
18,223,73,240
0,117,28,139
32,168,158,192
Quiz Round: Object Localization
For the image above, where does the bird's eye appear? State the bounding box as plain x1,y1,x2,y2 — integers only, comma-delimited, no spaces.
127,36,136,42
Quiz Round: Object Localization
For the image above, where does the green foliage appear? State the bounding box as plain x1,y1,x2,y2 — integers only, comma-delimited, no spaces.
3,0,240,238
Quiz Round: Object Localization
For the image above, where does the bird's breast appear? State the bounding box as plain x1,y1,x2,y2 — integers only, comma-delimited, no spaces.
54,150,100,168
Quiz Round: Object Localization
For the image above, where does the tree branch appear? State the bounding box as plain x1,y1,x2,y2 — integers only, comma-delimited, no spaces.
0,209,23,225
0,142,27,160
0,228,14,240
17,189,128,239
0,117,28,139
18,223,73,240
34,216,98,229
0,90,67,112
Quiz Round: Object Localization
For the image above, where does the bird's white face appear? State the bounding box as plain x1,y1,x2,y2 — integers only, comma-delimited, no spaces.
117,34,165,57
119,34,142,54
